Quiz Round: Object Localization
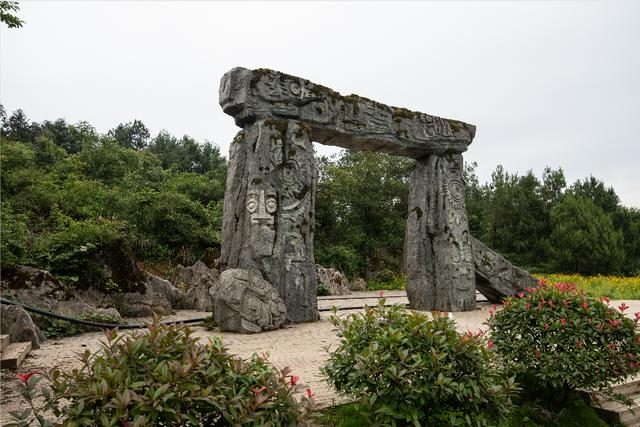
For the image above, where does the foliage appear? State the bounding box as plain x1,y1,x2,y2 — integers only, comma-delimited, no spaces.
487,280,640,403
314,395,611,427
366,271,407,291
464,164,639,275
535,273,640,300
0,1,23,28
322,300,517,426
32,311,123,339
315,151,413,278
201,315,219,331
10,319,315,426
316,282,330,297
0,107,226,289
549,195,624,275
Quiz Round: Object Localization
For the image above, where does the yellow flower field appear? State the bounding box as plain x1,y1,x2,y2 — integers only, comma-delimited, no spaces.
535,273,640,300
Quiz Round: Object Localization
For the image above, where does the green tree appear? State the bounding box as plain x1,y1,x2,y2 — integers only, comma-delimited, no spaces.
1,109,39,142
108,119,150,150
550,195,624,275
0,1,24,28
314,150,413,277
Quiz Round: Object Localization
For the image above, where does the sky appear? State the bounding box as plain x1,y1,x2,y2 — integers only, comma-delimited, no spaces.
1,1,639,207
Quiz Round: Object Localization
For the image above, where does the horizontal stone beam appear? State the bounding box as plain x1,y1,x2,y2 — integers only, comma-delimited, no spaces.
219,67,476,157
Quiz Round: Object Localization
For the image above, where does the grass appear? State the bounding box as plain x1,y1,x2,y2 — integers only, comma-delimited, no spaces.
536,273,640,300
313,394,613,426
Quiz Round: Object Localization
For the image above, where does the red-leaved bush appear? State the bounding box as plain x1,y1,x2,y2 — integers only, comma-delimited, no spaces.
488,280,640,399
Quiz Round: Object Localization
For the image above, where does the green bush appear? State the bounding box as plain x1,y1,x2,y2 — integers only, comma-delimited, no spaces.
488,280,640,402
366,271,406,290
322,300,517,426
314,244,363,279
32,319,314,425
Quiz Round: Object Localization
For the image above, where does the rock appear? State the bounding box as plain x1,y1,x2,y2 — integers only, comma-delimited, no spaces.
147,274,184,309
1,265,105,318
351,277,367,291
199,247,220,269
405,154,476,312
219,67,475,157
471,236,538,302
210,269,287,334
0,305,45,349
316,265,351,296
113,276,176,317
220,120,319,324
170,261,219,311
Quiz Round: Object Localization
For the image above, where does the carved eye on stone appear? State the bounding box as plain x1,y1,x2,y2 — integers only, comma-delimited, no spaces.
247,195,258,213
265,197,277,214
289,81,301,96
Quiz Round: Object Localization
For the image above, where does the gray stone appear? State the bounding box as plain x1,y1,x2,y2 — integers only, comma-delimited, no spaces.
210,269,287,333
220,119,319,323
0,305,45,349
351,277,367,291
146,274,184,309
218,67,536,318
405,154,476,311
1,265,106,319
170,260,219,311
316,265,351,296
219,67,475,158
471,236,538,302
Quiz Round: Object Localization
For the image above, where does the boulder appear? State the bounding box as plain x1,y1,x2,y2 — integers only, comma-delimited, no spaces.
0,305,45,349
1,265,105,318
147,274,184,309
210,269,287,334
351,277,367,291
171,260,219,311
316,265,351,296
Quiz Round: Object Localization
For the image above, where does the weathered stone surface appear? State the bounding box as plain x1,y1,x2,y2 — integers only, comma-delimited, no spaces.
210,269,287,333
316,265,351,296
1,265,107,318
351,277,367,291
146,274,184,308
170,260,219,311
471,236,538,302
220,67,475,158
405,154,476,311
0,305,45,349
220,119,319,323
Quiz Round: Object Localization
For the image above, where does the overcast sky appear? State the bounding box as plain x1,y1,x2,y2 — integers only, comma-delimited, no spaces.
1,1,638,207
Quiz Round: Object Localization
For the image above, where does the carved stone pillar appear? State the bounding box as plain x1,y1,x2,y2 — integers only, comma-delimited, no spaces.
405,154,476,311
220,119,319,324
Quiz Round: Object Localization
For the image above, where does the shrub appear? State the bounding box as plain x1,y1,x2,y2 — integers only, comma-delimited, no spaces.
20,318,314,426
366,272,406,291
322,300,517,426
487,280,640,402
317,282,330,296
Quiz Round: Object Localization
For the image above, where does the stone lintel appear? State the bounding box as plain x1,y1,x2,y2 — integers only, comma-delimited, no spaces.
219,67,476,158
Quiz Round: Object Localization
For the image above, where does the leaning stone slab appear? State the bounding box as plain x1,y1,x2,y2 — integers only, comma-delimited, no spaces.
210,269,287,334
471,236,538,302
0,305,45,349
220,67,476,158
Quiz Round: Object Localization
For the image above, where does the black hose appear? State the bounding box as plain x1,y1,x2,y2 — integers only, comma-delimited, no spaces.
0,298,205,330
0,297,407,330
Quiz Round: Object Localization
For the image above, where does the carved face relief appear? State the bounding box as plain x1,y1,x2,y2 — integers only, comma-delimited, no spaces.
247,189,277,226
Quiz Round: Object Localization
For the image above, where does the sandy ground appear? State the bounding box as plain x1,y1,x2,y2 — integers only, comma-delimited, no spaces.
3,292,640,424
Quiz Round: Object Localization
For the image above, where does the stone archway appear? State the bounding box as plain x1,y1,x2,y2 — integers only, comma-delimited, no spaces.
216,67,536,329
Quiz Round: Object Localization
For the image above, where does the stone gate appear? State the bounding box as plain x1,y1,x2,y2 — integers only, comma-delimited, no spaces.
217,67,536,329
